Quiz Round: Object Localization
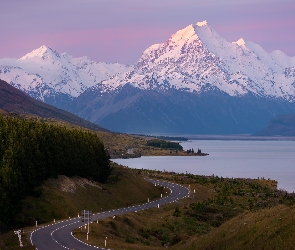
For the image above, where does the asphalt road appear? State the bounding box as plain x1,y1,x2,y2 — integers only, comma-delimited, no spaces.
30,178,190,250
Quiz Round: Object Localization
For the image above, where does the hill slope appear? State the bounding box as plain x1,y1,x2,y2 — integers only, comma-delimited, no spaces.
176,204,295,250
254,114,295,136
0,79,107,131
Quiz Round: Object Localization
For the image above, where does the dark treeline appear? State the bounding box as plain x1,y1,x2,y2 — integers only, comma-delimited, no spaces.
146,139,183,150
131,134,188,141
0,115,110,230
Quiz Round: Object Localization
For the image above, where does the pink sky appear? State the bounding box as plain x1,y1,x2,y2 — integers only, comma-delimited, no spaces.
1,0,294,64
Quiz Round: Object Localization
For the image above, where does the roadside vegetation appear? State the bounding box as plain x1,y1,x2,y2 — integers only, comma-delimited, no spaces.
72,168,295,250
0,165,163,249
1,165,295,249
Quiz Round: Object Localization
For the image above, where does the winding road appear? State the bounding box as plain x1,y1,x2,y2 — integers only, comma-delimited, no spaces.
30,178,190,250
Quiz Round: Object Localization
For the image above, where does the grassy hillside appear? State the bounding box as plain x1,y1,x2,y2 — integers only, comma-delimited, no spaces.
1,167,295,249
96,131,202,158
0,165,163,249
176,204,295,250
20,165,163,224
72,169,295,250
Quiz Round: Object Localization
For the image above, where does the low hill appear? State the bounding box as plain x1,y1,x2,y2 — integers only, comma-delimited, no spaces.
0,79,107,131
254,114,295,136
175,204,295,250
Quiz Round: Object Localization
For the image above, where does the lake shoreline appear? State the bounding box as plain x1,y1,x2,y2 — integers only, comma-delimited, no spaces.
113,139,295,193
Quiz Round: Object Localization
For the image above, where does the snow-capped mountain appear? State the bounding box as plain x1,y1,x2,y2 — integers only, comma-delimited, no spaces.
1,21,295,134
67,21,295,134
0,45,130,107
98,20,295,102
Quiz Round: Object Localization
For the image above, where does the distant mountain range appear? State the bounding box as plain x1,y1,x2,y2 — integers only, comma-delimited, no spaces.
1,21,295,134
0,46,130,108
0,79,106,131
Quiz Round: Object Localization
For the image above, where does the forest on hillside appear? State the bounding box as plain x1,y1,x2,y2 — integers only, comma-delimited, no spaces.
0,115,110,230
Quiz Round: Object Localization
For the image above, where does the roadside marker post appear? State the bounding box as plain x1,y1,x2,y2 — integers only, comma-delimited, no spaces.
14,230,23,247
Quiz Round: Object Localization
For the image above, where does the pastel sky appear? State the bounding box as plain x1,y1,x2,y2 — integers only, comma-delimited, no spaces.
1,0,294,64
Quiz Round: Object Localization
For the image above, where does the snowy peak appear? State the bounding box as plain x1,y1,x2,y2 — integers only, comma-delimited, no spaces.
234,38,246,47
169,20,215,46
20,45,61,62
196,20,208,27
170,24,197,43
193,21,231,56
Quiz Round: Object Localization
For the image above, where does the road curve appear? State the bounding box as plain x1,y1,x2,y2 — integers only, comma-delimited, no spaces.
30,178,190,250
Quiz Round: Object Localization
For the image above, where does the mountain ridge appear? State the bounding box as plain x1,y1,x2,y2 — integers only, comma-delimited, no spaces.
0,46,130,108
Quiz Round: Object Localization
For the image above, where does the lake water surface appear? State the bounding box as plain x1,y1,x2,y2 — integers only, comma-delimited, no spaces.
112,140,295,193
